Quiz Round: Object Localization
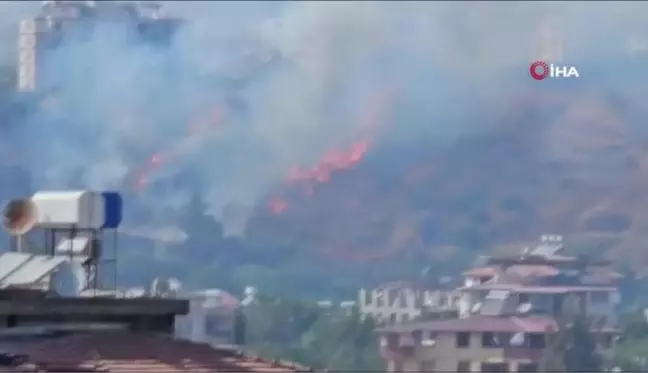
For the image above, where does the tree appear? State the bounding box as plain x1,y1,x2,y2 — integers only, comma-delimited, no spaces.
541,315,603,372
614,310,648,371
241,295,383,371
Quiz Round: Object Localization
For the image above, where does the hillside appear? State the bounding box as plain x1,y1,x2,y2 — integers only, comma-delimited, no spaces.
243,67,648,281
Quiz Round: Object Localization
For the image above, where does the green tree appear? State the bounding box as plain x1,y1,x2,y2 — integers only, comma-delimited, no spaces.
614,310,648,371
541,315,603,372
242,295,382,371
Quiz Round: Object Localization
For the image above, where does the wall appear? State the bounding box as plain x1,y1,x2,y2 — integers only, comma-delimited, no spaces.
359,287,459,324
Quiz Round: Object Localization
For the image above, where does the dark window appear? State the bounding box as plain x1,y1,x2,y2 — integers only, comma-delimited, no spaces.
205,315,232,339
482,332,509,348
591,291,610,304
389,313,397,324
480,362,508,372
412,330,422,345
518,293,530,304
457,361,471,372
601,334,613,349
528,333,545,349
456,332,470,348
399,293,408,308
517,363,538,372
387,333,400,348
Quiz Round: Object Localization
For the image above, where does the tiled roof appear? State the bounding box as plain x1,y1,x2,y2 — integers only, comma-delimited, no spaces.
504,264,560,278
375,281,418,290
461,283,617,293
462,267,499,277
376,315,557,334
0,332,310,372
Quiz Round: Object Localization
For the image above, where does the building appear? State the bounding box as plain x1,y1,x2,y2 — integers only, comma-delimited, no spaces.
375,235,622,372
0,190,310,372
359,281,460,325
0,291,309,372
17,1,182,93
174,288,242,346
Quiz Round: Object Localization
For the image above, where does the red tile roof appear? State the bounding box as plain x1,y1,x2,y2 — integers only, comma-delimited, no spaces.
375,281,418,290
462,267,499,277
376,315,557,334
504,264,560,278
0,332,310,372
460,283,617,293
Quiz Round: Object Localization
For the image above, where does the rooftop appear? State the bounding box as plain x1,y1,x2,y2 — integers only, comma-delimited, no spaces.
0,331,310,372
376,315,557,334
460,284,617,293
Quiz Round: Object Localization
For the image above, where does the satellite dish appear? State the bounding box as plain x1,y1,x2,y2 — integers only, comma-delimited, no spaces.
3,199,37,235
517,303,533,315
471,302,482,313
510,332,525,347
50,262,81,297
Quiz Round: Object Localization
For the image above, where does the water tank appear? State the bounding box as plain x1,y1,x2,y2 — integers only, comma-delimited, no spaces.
31,190,105,229
101,192,123,229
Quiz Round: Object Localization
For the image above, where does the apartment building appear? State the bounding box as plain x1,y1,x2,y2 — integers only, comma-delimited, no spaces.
359,280,460,324
375,235,622,372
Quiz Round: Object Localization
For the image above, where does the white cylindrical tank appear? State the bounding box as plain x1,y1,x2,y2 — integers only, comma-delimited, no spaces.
31,190,105,229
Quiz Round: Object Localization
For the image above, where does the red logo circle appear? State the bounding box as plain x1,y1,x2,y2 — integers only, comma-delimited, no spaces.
530,61,549,80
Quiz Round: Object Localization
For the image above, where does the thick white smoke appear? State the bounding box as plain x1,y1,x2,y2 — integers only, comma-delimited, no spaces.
1,1,648,233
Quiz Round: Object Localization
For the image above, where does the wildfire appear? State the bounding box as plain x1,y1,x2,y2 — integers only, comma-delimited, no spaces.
267,87,396,215
132,106,224,192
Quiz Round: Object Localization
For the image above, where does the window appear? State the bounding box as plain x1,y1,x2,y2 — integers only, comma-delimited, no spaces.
402,314,410,323
412,330,422,345
456,332,470,348
389,313,397,324
457,361,470,372
591,291,610,304
388,289,399,306
517,363,538,372
601,334,614,349
205,315,232,340
376,293,385,307
387,333,400,348
420,360,436,371
421,331,437,347
480,362,508,372
399,292,408,308
528,333,545,349
518,293,530,304
481,332,510,348
530,294,551,311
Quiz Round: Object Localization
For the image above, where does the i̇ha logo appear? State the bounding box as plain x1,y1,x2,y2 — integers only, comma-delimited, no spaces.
529,61,580,80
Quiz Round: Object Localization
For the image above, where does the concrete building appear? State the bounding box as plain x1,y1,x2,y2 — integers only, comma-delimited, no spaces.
0,290,309,372
17,1,182,93
359,281,460,325
174,288,241,346
375,235,622,372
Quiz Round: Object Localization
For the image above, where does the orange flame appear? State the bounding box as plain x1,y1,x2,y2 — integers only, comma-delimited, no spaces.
267,86,396,215
132,106,225,192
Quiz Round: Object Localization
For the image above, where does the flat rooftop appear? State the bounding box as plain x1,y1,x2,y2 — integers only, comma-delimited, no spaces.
0,296,188,316
0,330,310,372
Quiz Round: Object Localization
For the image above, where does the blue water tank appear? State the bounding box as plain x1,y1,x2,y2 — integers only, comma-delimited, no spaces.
102,192,123,229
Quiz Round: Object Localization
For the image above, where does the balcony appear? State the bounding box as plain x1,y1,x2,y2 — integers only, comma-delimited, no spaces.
503,347,543,361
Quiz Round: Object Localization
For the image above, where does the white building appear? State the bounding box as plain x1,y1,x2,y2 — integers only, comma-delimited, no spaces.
174,289,240,345
358,281,460,324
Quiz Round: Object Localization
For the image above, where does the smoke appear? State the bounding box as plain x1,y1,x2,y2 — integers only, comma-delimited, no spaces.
2,1,648,233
